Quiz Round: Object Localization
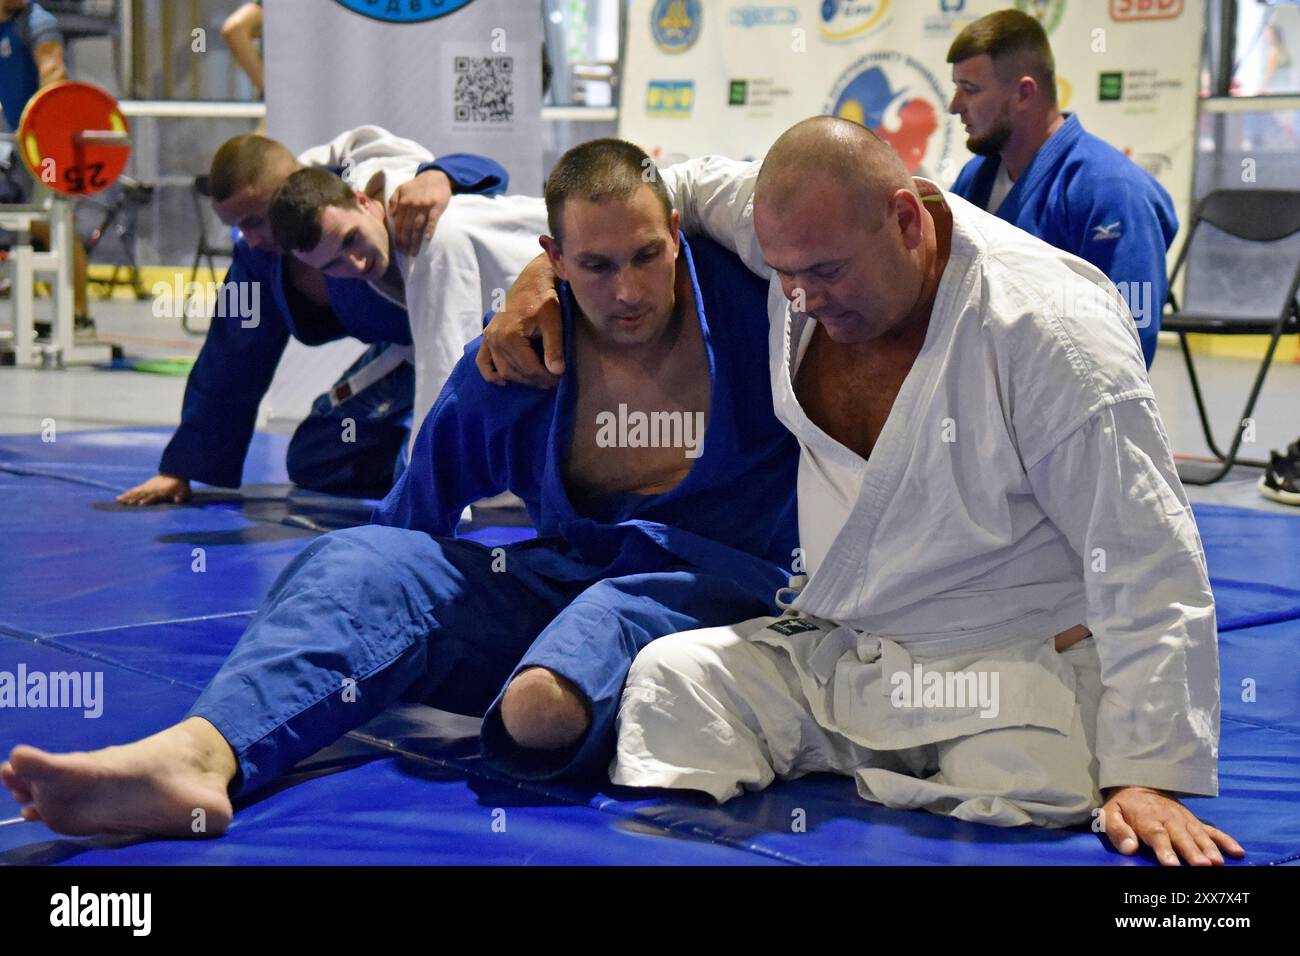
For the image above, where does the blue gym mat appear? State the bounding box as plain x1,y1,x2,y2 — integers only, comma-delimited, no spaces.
2,428,1298,865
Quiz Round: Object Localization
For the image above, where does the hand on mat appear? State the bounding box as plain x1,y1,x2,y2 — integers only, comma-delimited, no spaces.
1100,786,1245,866
477,252,565,388
117,474,192,506
388,169,452,257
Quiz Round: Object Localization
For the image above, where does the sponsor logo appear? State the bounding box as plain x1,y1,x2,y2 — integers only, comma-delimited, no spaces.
1091,221,1123,241
923,0,978,39
730,5,798,28
819,0,891,42
1110,0,1183,21
728,77,794,111
646,80,695,117
333,0,476,24
767,618,823,637
651,0,702,53
1014,0,1066,35
1099,71,1124,101
826,52,957,176
1099,68,1184,107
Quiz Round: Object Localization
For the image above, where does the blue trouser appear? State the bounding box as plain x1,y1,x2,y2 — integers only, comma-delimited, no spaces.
187,524,774,796
285,343,414,499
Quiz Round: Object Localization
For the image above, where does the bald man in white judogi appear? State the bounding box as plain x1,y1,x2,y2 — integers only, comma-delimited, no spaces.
609,122,1241,865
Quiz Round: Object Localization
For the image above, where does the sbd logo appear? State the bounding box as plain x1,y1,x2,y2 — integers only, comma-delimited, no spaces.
1110,0,1183,21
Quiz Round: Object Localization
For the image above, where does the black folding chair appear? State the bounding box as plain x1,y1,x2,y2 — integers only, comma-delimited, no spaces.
83,174,154,300
187,174,233,335
1163,189,1300,485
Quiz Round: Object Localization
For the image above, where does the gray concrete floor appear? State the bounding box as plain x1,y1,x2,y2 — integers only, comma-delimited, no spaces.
2,301,1297,513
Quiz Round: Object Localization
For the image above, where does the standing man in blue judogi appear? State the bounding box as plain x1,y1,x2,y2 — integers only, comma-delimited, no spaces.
947,8,1176,367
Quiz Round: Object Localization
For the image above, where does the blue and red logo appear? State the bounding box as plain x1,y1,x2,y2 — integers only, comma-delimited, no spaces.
827,53,957,177
333,0,476,24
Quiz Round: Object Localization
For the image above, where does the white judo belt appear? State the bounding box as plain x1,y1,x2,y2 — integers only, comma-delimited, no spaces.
328,344,413,408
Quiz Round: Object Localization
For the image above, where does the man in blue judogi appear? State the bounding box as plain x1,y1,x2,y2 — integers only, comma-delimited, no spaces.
3,138,800,837
117,129,507,504
946,9,1176,367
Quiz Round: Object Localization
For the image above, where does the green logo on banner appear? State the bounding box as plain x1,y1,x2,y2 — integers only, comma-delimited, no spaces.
728,80,749,105
1098,72,1123,101
1014,0,1066,35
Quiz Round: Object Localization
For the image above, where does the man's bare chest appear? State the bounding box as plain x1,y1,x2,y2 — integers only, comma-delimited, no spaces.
794,331,913,462
566,331,711,499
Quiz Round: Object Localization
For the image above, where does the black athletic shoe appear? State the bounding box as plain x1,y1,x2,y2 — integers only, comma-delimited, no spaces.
33,315,96,340
1258,447,1300,506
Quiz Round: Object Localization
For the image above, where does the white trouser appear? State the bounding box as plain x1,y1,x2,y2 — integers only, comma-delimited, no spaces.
613,615,1104,829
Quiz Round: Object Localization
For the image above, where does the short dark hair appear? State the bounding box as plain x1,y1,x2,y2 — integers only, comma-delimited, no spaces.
208,134,297,202
269,167,358,253
947,9,1057,106
543,138,672,246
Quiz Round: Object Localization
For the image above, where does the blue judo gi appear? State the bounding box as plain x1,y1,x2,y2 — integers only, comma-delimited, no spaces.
950,113,1177,367
186,235,800,794
158,154,508,497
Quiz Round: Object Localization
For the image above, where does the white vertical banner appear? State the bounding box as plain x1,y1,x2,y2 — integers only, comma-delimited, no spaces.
620,0,1201,231
265,0,543,194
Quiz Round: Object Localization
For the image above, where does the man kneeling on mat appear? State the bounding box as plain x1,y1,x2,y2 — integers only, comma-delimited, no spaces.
0,138,799,837
267,165,548,440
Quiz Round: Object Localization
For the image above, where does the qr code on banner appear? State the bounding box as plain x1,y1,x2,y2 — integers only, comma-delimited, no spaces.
454,56,514,124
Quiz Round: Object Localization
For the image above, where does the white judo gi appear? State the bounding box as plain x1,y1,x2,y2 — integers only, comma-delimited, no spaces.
396,194,548,437
361,174,549,438
297,124,435,195
612,158,1219,827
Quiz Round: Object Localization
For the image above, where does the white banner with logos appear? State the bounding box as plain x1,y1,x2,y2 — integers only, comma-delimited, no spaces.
265,0,543,195
621,0,1201,233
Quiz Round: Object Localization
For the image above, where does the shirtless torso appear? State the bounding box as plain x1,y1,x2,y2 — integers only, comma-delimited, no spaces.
565,261,711,499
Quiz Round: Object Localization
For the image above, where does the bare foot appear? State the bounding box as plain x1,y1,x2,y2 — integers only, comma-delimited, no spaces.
2,717,238,838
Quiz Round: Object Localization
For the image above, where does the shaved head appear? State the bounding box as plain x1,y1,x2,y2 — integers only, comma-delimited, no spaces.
756,116,916,230
753,116,946,346
208,134,300,202
207,134,304,250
